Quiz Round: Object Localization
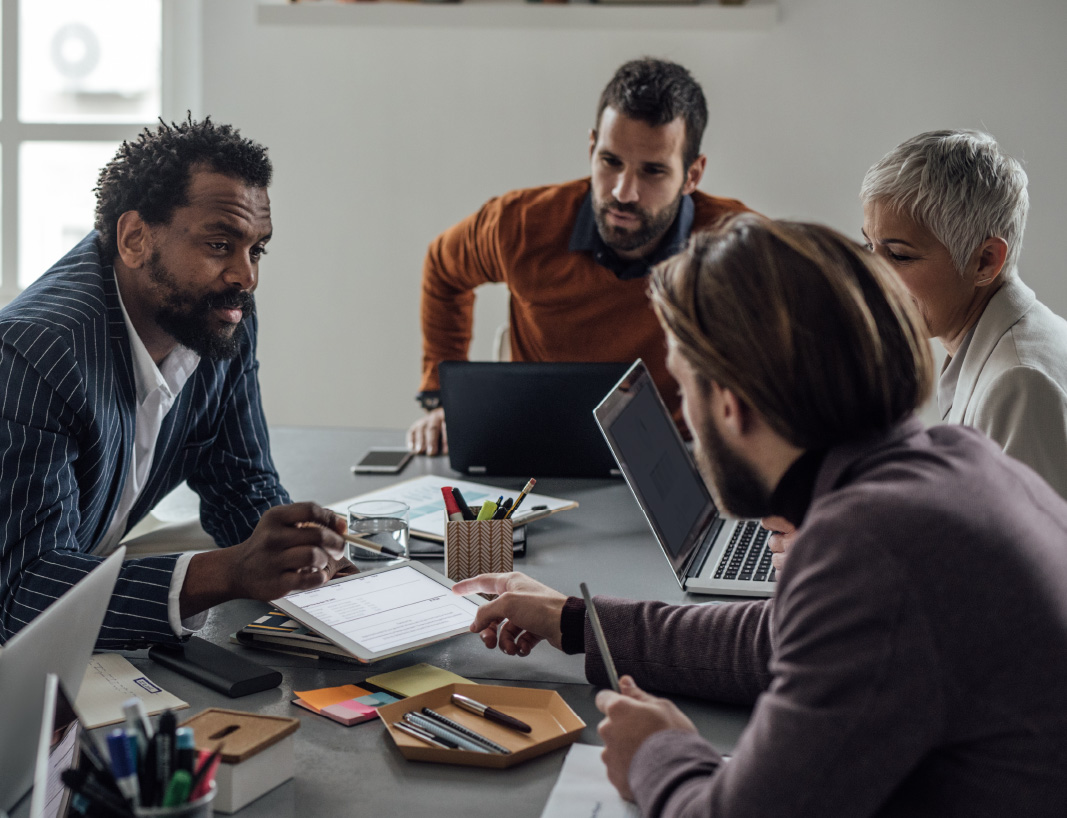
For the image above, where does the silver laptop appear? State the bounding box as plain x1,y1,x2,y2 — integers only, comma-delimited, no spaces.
594,361,775,597
0,547,124,812
28,674,83,818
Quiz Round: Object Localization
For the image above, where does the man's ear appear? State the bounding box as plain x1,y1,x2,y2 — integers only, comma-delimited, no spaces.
682,154,707,196
715,383,751,438
589,129,598,161
973,236,1009,287
115,211,152,270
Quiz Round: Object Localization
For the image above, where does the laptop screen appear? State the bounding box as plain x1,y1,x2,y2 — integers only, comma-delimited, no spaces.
594,360,719,576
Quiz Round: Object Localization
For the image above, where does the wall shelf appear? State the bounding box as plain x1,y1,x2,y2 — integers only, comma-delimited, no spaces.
257,0,780,32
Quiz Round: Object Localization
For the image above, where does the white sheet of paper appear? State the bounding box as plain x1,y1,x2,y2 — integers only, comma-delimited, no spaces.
540,743,640,818
329,474,577,541
75,653,188,729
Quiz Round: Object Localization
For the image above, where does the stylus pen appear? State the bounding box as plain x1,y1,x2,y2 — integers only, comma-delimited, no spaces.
342,531,406,559
580,582,620,692
394,721,457,749
324,512,407,559
402,712,494,754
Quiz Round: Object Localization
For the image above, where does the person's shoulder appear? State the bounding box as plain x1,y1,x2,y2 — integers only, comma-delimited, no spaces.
690,190,751,228
1,234,110,330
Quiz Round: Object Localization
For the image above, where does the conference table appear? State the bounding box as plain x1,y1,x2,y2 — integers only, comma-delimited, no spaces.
111,427,753,817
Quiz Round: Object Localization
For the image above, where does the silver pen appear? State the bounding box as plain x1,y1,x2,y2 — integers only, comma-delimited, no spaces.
393,721,455,750
580,581,620,692
402,712,494,754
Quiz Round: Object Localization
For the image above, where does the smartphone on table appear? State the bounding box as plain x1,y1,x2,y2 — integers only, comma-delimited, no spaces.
353,447,415,474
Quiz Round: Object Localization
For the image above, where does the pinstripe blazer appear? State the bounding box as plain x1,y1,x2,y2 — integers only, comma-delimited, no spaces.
0,233,289,649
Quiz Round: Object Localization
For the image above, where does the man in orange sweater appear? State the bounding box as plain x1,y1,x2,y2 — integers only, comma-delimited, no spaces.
408,57,749,454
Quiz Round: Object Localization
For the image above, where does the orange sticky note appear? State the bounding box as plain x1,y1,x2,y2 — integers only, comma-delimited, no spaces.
294,684,370,711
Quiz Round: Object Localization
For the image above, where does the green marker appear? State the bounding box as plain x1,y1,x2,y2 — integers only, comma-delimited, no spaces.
162,769,193,808
476,501,498,520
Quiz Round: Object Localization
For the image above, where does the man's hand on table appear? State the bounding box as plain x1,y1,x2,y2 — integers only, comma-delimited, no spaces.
452,571,567,655
596,676,698,801
407,407,448,455
761,515,797,572
180,502,347,618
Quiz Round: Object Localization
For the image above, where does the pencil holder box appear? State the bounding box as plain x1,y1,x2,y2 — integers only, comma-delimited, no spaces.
181,708,299,814
444,509,515,582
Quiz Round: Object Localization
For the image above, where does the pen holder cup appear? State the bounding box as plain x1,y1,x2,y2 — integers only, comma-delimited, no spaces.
444,511,515,582
134,782,216,817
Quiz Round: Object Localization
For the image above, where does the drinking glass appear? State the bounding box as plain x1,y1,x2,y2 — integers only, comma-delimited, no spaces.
346,500,409,562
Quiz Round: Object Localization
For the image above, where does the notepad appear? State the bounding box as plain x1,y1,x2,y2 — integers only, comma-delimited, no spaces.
365,663,474,698
292,684,401,726
75,653,188,729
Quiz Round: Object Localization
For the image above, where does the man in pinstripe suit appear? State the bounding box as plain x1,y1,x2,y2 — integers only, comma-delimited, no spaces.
0,118,347,650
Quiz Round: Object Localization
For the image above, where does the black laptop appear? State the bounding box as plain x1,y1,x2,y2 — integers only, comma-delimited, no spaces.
439,361,630,478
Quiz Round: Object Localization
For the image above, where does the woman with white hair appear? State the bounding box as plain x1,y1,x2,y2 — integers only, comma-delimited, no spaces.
766,130,1067,569
859,129,1067,499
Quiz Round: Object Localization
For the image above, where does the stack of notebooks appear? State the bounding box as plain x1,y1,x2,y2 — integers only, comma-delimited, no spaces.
231,609,361,662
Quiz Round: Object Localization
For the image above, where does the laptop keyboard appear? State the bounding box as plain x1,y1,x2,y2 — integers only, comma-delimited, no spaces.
713,522,776,583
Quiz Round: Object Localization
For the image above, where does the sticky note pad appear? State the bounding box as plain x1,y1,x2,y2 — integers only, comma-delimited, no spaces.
294,684,371,710
365,663,474,698
320,700,377,726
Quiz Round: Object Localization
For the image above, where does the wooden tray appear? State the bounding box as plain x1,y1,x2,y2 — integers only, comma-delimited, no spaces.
377,683,584,768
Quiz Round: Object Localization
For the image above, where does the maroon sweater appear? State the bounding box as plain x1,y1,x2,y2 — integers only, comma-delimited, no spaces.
574,418,1067,817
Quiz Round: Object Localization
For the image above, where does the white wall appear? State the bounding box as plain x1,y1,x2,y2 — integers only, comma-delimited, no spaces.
198,0,1067,430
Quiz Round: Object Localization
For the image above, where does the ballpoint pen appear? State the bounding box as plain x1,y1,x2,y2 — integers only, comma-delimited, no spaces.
419,708,512,754
394,721,457,749
402,712,493,754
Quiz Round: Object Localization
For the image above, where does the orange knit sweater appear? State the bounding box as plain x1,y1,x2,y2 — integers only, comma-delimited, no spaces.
419,177,748,420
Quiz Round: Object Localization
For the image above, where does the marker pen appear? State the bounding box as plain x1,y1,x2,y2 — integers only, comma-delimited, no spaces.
441,486,464,521
121,697,153,762
106,729,141,807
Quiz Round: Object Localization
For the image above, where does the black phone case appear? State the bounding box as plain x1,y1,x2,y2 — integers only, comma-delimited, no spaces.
148,636,282,697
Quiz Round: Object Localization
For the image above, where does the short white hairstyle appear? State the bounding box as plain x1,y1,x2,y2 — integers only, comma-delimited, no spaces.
860,130,1029,280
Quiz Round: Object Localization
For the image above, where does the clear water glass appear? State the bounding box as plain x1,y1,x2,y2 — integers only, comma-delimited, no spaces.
346,500,409,562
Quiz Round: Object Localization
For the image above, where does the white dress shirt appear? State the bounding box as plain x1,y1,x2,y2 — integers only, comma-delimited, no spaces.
93,289,207,636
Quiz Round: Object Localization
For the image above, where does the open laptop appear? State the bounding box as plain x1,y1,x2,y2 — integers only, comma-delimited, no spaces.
594,361,775,597
0,547,124,812
27,674,84,818
440,361,630,477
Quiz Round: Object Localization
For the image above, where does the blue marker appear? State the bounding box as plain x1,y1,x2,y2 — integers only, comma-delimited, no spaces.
106,728,141,807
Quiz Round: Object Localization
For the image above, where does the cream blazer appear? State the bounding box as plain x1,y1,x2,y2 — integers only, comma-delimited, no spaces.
944,277,1067,499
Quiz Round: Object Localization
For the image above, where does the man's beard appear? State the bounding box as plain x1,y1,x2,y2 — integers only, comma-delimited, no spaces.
593,189,683,255
148,251,255,362
693,414,772,520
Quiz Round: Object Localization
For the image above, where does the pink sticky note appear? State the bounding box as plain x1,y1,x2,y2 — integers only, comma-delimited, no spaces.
321,699,377,726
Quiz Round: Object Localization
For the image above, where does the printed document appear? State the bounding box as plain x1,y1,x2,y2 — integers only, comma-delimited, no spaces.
540,743,639,818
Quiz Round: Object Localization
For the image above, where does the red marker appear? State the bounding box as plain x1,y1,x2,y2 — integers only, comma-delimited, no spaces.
441,486,464,522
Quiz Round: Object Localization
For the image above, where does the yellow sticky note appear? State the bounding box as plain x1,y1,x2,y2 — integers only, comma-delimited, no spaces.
295,684,370,710
365,663,473,697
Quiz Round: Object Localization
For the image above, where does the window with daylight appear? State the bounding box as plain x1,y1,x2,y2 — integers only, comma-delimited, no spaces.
0,0,198,302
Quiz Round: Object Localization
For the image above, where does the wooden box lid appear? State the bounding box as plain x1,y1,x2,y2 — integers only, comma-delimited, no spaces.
181,708,299,764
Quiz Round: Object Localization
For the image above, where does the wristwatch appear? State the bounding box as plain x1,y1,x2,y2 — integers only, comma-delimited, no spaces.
416,391,441,411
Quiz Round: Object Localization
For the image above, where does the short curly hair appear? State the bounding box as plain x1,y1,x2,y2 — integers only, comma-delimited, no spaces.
94,115,272,263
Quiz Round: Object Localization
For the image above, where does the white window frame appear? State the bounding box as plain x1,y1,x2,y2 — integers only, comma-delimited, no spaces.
0,0,201,305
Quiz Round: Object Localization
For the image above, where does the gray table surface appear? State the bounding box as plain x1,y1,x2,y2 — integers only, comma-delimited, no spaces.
44,427,753,817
